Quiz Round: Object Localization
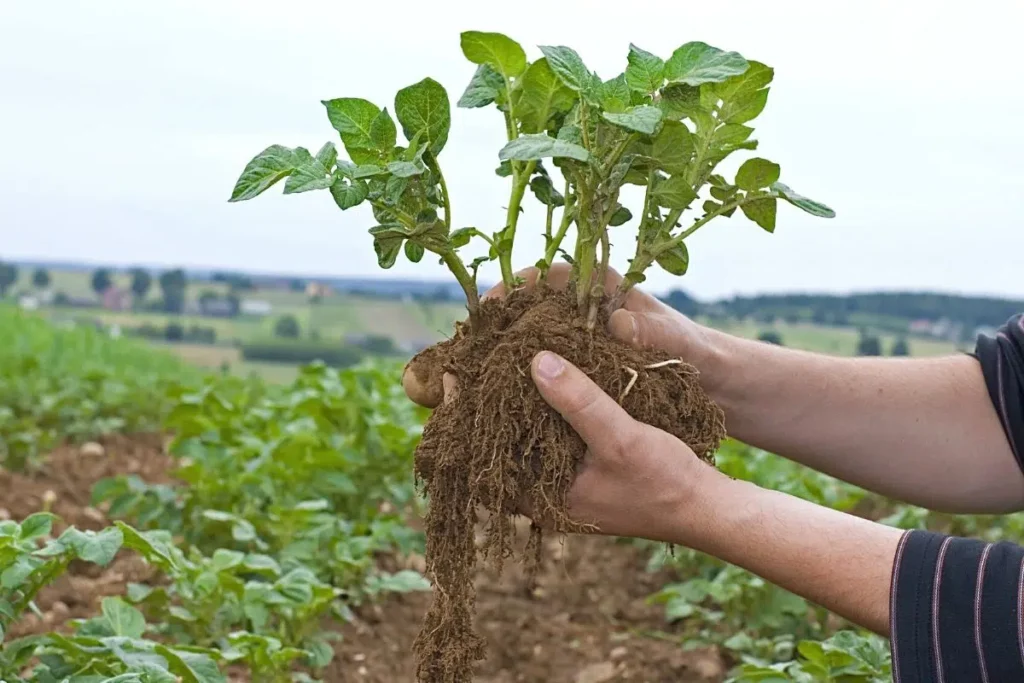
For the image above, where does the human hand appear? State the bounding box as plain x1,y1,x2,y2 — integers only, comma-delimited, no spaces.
527,349,716,541
401,263,726,408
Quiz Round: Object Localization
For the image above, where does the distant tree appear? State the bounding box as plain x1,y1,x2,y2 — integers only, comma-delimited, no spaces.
91,268,113,296
159,268,187,314
0,262,19,297
164,322,184,342
856,330,882,356
360,334,398,355
274,314,300,339
783,312,800,325
890,337,910,357
811,308,828,325
52,291,71,307
289,278,306,292
757,331,784,346
198,289,218,307
130,268,152,301
663,289,700,318
32,267,51,289
226,292,241,316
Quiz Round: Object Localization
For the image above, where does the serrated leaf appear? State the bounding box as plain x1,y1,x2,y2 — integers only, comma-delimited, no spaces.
102,597,146,638
518,58,575,133
600,73,631,112
329,177,368,210
664,42,749,86
458,64,505,109
460,31,527,78
395,78,450,156
656,242,689,275
625,44,665,93
651,120,694,174
771,182,835,218
736,158,781,190
369,108,397,154
602,105,663,135
228,145,297,202
322,98,381,165
386,160,423,178
539,45,601,104
609,206,632,226
529,175,564,207
741,197,777,232
652,176,697,209
404,241,425,263
499,133,590,162
19,512,55,540
449,228,474,248
284,147,333,194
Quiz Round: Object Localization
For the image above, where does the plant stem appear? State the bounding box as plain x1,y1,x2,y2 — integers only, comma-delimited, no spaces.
580,104,592,150
437,249,480,330
587,226,610,330
426,154,451,230
602,133,638,176
539,181,575,284
498,160,537,288
469,228,495,247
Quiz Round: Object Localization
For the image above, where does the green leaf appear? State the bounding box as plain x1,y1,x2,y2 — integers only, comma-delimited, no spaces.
404,241,425,263
284,147,333,194
664,42,749,86
741,197,778,232
210,548,244,571
499,133,590,162
458,64,505,109
712,123,753,146
102,597,146,638
517,58,575,133
539,45,601,104
609,206,632,226
600,73,631,112
771,182,836,218
386,160,423,178
384,176,407,204
330,177,368,210
449,228,475,248
602,105,663,135
655,242,689,276
315,141,337,169
370,570,432,593
395,78,451,156
736,158,781,191
369,108,397,154
322,98,382,164
370,226,404,269
652,176,697,209
529,175,564,207
228,145,297,202
19,512,55,540
495,160,513,177
659,83,704,120
153,646,225,683
625,44,665,93
651,120,694,174
2,558,35,588
60,526,123,566
715,61,774,124
460,31,527,78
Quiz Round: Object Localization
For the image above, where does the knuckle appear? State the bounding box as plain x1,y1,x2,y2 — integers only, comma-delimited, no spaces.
561,382,603,420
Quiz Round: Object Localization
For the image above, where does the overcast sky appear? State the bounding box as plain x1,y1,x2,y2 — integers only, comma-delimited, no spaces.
2,1,1022,300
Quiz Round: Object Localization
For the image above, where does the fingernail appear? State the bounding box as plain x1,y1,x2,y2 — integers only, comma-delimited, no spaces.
535,351,565,380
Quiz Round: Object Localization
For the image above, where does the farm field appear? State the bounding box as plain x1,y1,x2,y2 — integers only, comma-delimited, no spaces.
2,303,1020,682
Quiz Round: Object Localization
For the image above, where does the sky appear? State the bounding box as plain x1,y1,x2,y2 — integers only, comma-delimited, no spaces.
1,0,1022,300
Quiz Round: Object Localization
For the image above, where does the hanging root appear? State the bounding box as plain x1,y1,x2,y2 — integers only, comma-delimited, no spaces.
618,367,638,404
644,358,684,369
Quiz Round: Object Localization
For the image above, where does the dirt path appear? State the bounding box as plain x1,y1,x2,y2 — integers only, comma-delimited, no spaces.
5,435,727,682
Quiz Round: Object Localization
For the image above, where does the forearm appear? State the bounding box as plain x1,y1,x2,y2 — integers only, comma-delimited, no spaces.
703,330,1024,513
675,467,904,636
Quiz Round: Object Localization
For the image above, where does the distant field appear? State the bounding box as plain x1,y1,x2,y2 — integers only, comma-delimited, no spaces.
707,318,961,356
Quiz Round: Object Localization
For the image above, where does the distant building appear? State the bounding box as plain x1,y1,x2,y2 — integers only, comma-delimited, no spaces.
240,299,272,316
18,295,39,310
101,286,132,311
306,281,332,299
199,299,235,317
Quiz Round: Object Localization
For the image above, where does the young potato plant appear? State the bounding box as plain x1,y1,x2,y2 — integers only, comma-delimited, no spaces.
229,31,833,328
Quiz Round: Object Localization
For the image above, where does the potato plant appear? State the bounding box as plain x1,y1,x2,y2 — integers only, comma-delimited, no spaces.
229,32,834,328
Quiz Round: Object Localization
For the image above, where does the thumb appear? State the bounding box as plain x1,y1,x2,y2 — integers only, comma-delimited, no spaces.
530,351,634,447
608,309,691,357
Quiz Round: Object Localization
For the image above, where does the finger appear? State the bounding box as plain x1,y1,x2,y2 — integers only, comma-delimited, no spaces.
530,351,635,447
401,365,442,408
608,309,691,358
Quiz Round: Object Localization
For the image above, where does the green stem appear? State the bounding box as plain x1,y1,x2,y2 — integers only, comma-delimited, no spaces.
436,248,480,329
427,155,451,230
587,226,610,329
580,105,592,150
602,133,637,176
369,200,416,228
498,160,537,288
539,184,575,282
470,228,495,247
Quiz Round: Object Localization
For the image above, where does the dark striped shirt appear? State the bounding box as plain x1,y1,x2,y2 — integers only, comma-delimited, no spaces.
891,314,1024,681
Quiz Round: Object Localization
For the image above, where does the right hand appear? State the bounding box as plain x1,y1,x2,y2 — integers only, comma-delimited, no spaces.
401,263,724,409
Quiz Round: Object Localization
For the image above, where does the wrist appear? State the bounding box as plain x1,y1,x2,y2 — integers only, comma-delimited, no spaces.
661,459,736,548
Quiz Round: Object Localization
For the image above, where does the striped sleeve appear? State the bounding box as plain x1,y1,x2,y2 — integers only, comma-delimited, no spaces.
973,313,1024,472
891,530,1024,681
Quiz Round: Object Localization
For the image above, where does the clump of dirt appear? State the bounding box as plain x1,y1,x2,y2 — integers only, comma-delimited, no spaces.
406,287,726,682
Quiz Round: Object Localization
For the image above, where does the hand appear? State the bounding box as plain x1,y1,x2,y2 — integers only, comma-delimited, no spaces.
402,263,726,408
529,349,714,542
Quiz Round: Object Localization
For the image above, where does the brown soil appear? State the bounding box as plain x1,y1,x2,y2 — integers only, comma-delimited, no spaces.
407,288,727,682
334,515,727,683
